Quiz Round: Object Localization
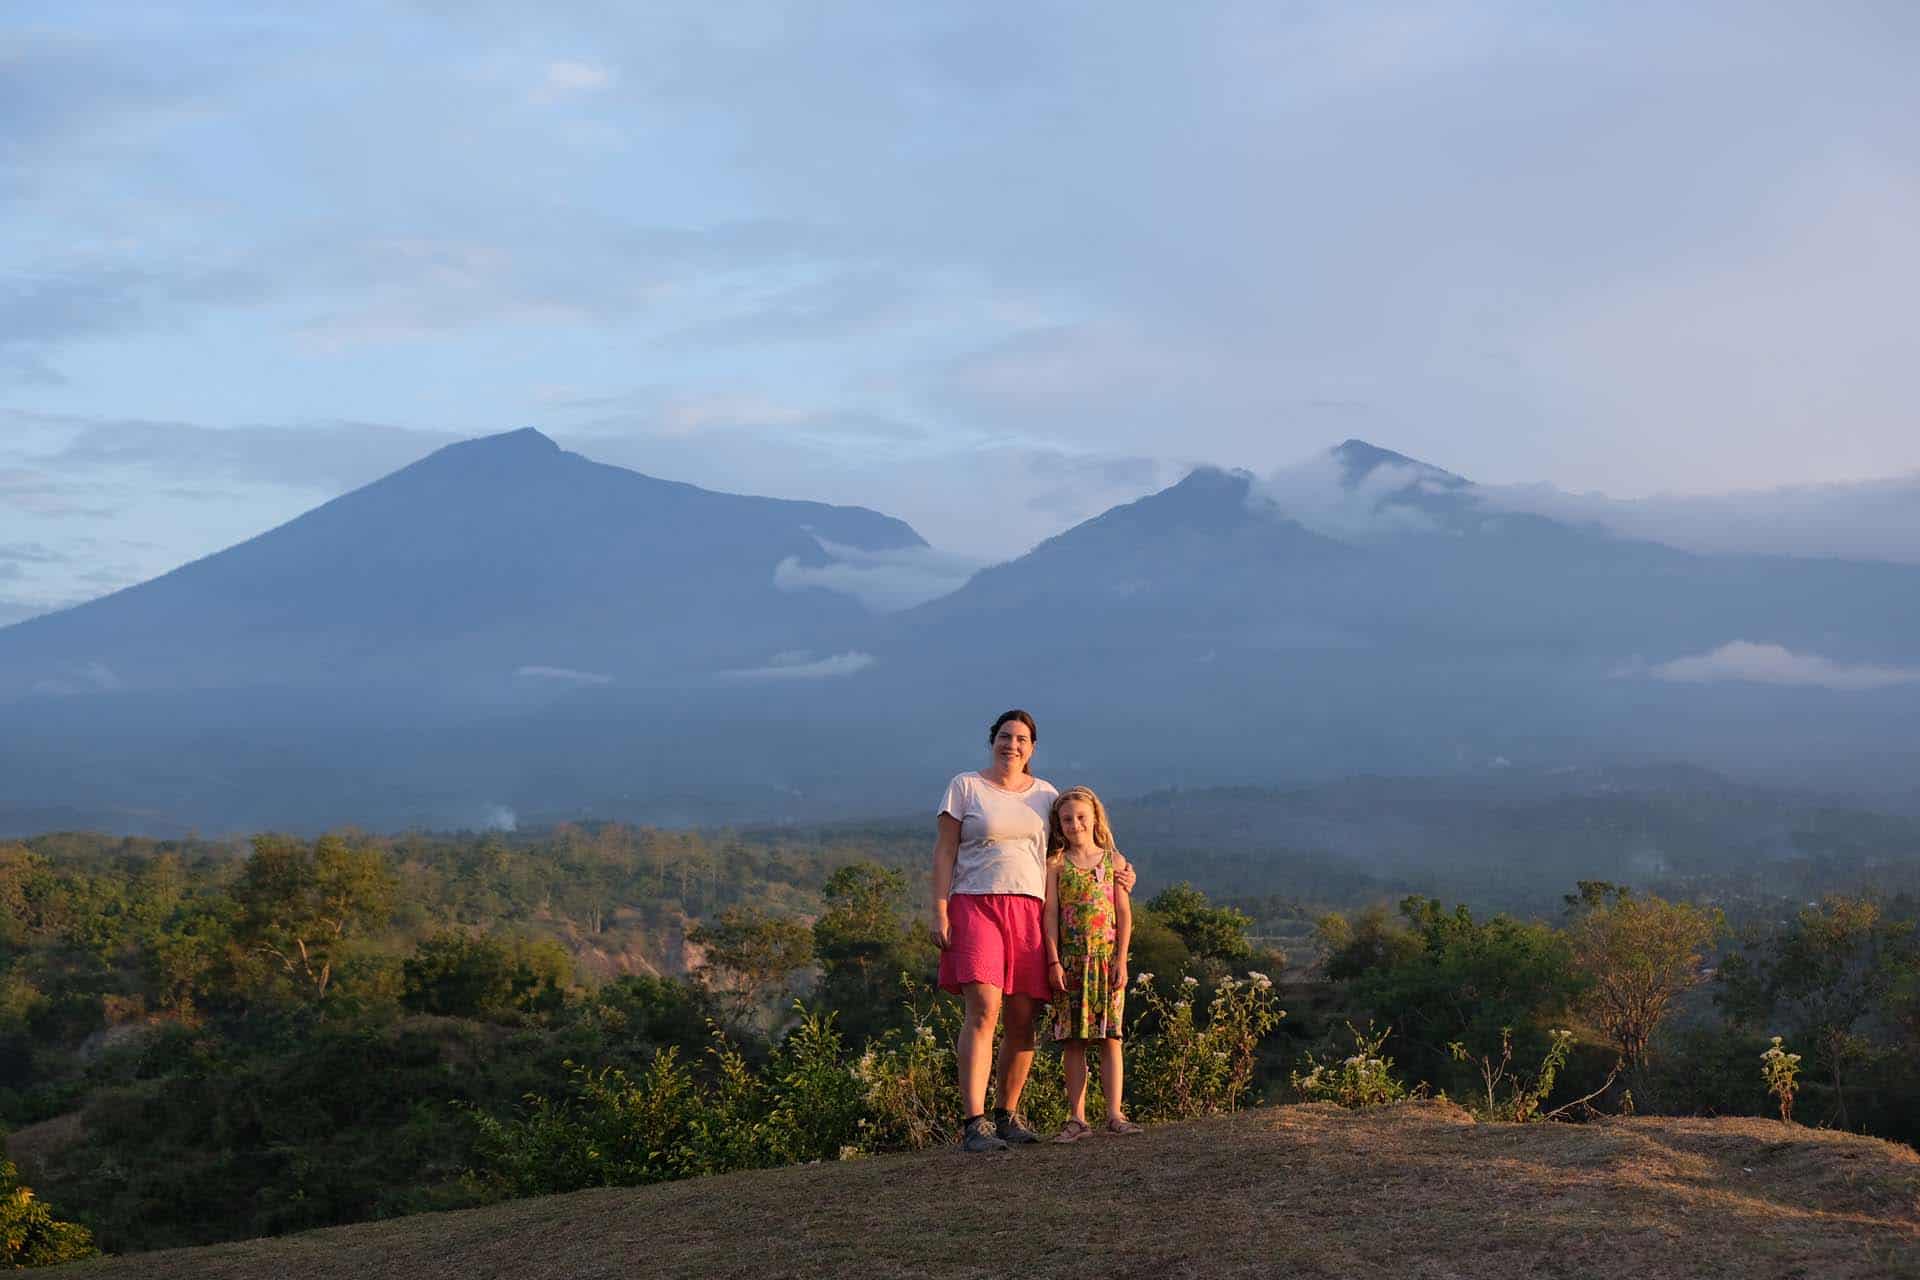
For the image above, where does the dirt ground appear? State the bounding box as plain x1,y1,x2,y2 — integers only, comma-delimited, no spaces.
66,1101,1920,1280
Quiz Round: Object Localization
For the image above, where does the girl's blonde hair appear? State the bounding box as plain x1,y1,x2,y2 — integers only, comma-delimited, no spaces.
1048,786,1118,860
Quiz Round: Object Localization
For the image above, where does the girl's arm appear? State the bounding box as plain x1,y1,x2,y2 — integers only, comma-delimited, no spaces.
1112,851,1138,894
931,813,961,948
1044,861,1065,992
1111,881,1132,988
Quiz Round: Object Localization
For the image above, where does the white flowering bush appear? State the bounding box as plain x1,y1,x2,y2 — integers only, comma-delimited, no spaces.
851,983,1074,1146
852,998,963,1151
473,972,1289,1191
1760,1035,1802,1124
1128,971,1286,1121
1291,1022,1409,1109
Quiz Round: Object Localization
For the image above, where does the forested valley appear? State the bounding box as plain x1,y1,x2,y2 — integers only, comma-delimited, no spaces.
3,788,1918,1264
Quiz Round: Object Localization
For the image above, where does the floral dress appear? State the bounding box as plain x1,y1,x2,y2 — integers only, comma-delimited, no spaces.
1052,850,1125,1041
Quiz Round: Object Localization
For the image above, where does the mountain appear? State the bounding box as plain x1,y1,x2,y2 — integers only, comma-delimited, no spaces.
5,433,1920,833
853,439,1920,797
0,428,924,698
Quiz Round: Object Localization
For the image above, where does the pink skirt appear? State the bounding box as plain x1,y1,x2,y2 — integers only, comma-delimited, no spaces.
939,893,1050,1000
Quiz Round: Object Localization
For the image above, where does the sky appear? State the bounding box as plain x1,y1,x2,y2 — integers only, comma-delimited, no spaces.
4,1,1920,621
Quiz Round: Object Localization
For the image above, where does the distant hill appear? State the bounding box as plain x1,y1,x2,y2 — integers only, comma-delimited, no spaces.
60,1103,1920,1279
0,428,923,697
5,433,1920,832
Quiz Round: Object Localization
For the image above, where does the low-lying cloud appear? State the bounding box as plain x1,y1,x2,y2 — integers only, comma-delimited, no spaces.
1251,450,1457,541
774,538,981,612
1480,477,1920,565
1646,641,1920,692
720,650,876,681
514,664,613,685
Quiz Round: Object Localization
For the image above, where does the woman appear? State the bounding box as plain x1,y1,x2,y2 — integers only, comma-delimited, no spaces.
932,709,1135,1152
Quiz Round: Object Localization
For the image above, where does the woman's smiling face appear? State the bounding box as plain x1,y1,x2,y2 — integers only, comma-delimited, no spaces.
990,720,1033,771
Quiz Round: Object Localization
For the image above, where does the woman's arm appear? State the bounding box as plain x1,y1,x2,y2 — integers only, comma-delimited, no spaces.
1044,861,1065,992
931,813,961,948
1111,883,1132,987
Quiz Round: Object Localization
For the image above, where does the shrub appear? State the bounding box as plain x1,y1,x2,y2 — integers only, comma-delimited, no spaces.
0,1156,97,1268
1290,1022,1409,1109
1128,971,1285,1121
1449,1026,1577,1122
1761,1036,1803,1124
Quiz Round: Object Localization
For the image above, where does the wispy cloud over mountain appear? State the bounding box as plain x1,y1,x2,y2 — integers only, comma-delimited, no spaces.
1482,477,1920,565
1252,450,1456,541
1645,641,1920,692
720,650,876,681
774,538,980,613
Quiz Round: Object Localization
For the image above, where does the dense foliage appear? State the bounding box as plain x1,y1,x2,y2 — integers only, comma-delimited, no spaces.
1,816,1917,1264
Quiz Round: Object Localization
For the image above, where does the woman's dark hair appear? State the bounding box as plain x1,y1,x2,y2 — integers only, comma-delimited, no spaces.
988,709,1038,774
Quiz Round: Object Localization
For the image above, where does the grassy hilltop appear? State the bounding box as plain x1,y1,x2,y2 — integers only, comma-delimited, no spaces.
65,1102,1920,1280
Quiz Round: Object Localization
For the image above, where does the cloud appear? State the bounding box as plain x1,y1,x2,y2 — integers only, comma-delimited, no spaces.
10,5,1920,592
1646,641,1920,692
1480,476,1920,565
719,650,876,681
27,660,121,696
0,542,66,566
0,262,272,387
773,538,980,612
10,412,463,492
657,270,914,348
535,60,614,101
1250,449,1456,541
515,664,613,685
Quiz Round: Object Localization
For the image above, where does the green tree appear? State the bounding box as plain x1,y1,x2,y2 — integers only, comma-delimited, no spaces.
811,863,935,1042
401,930,573,1020
234,834,397,1002
0,1155,96,1267
1718,895,1919,1129
689,908,814,1024
1564,881,1723,1071
1315,903,1423,982
1145,882,1253,969
1345,896,1585,1090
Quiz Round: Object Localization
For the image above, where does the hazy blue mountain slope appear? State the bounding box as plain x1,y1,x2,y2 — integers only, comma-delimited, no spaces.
0,429,922,696
4,435,1920,834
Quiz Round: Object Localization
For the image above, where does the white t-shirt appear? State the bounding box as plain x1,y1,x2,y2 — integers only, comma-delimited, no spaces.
939,771,1058,900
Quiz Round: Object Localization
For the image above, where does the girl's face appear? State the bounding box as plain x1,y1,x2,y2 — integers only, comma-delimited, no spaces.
991,721,1033,771
1057,798,1096,847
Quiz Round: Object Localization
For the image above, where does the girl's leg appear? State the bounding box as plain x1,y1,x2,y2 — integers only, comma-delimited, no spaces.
1062,1040,1090,1124
957,982,1002,1119
996,993,1041,1114
1101,1037,1127,1123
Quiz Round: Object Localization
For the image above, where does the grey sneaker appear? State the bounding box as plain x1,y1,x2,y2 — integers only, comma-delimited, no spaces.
961,1117,1009,1153
994,1111,1041,1144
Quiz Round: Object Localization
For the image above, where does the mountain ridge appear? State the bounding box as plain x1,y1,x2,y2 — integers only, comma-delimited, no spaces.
5,431,1920,830
0,428,927,695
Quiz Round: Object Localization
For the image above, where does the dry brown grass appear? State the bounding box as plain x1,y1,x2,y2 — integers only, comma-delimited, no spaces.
66,1102,1920,1280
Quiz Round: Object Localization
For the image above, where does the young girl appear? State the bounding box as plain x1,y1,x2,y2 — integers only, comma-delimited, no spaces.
1044,785,1142,1140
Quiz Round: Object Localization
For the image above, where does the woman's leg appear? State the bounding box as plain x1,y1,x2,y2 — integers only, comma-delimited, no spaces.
958,982,1002,1119
996,993,1040,1114
1062,1040,1089,1124
1101,1037,1127,1123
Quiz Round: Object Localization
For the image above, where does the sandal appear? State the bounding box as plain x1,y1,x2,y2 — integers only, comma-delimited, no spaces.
1106,1118,1143,1135
1052,1119,1093,1144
